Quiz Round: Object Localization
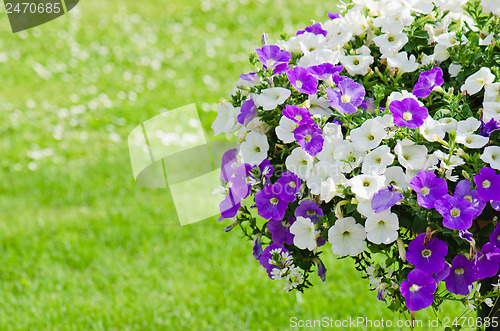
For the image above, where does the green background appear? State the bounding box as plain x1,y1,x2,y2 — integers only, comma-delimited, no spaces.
0,0,463,329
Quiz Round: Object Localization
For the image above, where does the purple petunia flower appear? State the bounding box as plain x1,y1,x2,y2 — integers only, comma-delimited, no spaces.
413,67,444,98
490,222,500,249
328,12,341,19
297,22,328,37
239,72,261,84
218,189,241,221
256,45,291,75
282,105,313,124
253,234,263,260
480,118,500,137
259,243,292,278
371,185,404,213
435,195,477,231
390,98,429,128
444,255,478,295
258,159,274,185
275,171,301,202
400,269,437,311
406,233,448,274
307,63,343,81
317,259,327,282
229,164,253,200
454,180,486,219
255,184,289,220
287,66,319,95
220,148,238,182
294,200,324,222
294,123,324,156
459,230,474,242
432,263,451,282
267,217,296,245
326,76,365,114
474,167,500,202
474,243,500,279
237,98,257,125
409,170,448,209
360,98,384,113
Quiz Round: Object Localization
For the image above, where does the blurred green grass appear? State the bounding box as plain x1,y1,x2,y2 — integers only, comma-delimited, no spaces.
0,0,464,329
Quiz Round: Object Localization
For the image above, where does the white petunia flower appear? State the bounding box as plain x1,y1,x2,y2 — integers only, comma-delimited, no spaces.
383,166,409,190
365,210,399,245
286,147,315,180
320,173,347,202
340,46,374,76
373,32,408,55
387,52,418,73
324,19,353,47
328,217,366,257
348,174,386,200
333,141,365,173
448,63,462,77
481,0,500,15
394,139,428,171
456,118,489,149
309,95,332,116
290,217,319,251
297,33,327,54
356,197,376,218
254,87,291,110
246,117,271,135
484,83,500,102
481,146,500,170
212,102,242,136
307,161,339,195
461,68,495,95
479,33,495,46
373,9,414,34
433,44,450,63
438,117,458,132
275,116,297,143
435,32,467,48
483,102,500,122
317,137,339,164
341,11,370,35
240,131,269,165
419,117,445,142
322,123,343,140
349,118,387,151
298,48,340,67
387,90,422,108
361,145,395,175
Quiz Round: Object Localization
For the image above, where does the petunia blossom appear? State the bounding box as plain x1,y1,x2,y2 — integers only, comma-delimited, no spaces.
409,170,448,209
326,76,365,114
406,233,448,274
444,255,478,295
413,67,444,98
400,269,437,311
389,98,429,128
287,66,319,95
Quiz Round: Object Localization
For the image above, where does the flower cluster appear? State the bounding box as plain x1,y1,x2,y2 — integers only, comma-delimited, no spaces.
213,0,500,316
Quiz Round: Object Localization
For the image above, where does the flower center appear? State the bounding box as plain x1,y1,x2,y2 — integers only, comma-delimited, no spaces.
368,134,375,140
409,284,421,292
422,249,432,258
388,36,395,42
464,195,473,203
270,198,279,205
353,59,360,65
420,187,430,196
304,134,312,142
363,181,370,187
483,180,491,189
306,210,315,216
341,94,351,103
343,231,350,236
296,81,303,89
289,181,296,188
254,146,261,152
403,111,413,121
450,207,461,217
294,115,303,122
455,267,465,275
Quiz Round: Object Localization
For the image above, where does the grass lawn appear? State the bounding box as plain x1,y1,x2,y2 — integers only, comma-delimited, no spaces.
0,0,464,329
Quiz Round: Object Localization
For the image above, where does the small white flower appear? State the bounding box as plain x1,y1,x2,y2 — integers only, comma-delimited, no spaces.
349,118,387,151
320,173,347,202
438,117,458,132
286,147,315,180
373,32,408,55
394,139,428,171
328,217,366,257
480,33,495,46
433,44,450,63
357,197,376,218
484,83,500,103
361,145,395,175
309,95,332,116
435,32,467,48
483,102,500,122
212,102,241,135
275,116,297,143
383,166,409,190
387,52,419,73
341,11,370,35
482,0,500,15
348,174,386,200
485,298,494,308
340,46,374,76
298,48,340,67
297,33,327,54
373,9,414,34
461,67,495,95
365,210,399,245
254,87,291,110
246,117,271,135
307,161,338,195
456,118,489,149
481,146,500,170
419,117,445,142
322,123,343,140
290,216,319,251
240,131,269,165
